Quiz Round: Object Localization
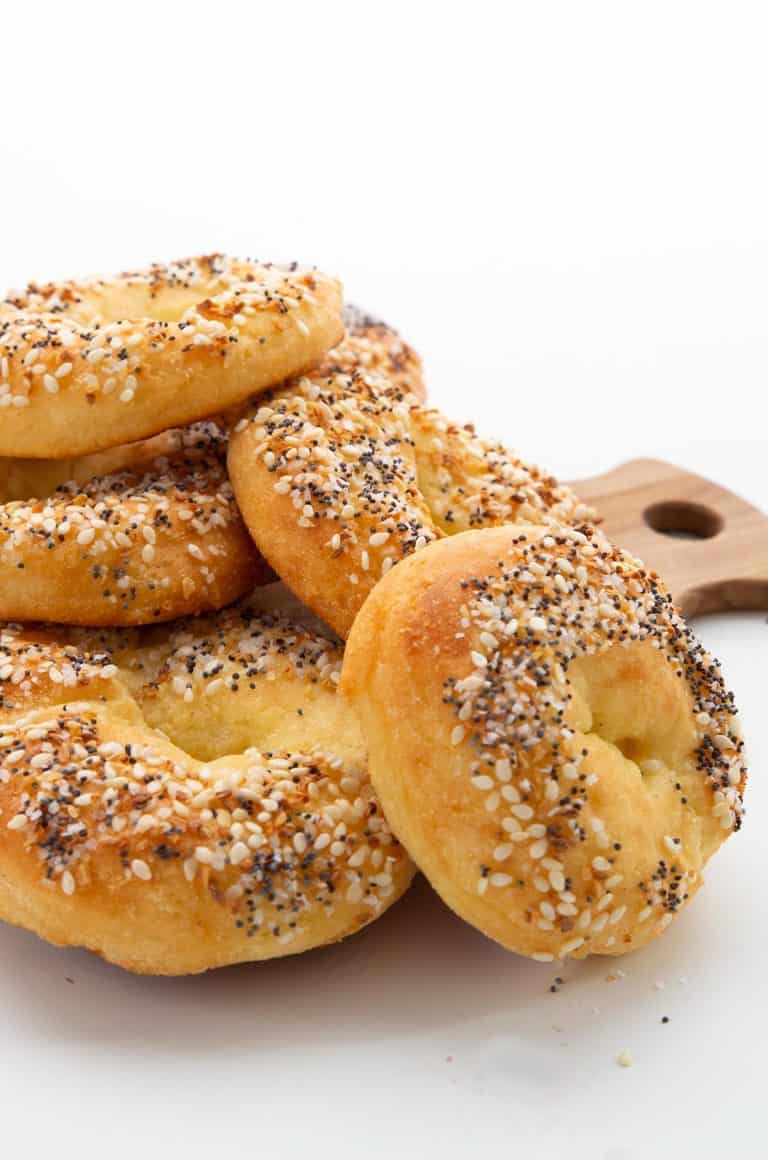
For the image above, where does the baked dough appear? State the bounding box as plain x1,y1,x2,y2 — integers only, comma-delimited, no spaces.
0,424,267,624
228,365,590,637
341,524,746,961
0,421,226,504
0,255,343,457
0,586,413,973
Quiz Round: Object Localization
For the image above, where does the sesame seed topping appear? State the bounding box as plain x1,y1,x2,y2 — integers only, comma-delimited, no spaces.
1,257,344,460
0,423,258,624
228,331,591,637
371,522,747,963
0,592,411,962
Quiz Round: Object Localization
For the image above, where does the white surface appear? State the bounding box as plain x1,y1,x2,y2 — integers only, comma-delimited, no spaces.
1,4,767,1158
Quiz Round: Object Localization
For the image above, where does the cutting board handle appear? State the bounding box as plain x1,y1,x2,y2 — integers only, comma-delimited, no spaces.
568,458,768,618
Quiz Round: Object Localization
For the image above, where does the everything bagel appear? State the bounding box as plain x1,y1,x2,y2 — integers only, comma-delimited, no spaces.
0,421,227,504
0,306,422,504
0,255,344,458
228,363,591,637
341,524,746,961
0,587,414,973
0,424,267,625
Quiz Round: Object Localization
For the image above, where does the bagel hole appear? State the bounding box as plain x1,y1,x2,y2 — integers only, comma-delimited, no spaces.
643,501,722,540
591,723,652,769
571,645,691,790
614,736,645,764
74,285,218,326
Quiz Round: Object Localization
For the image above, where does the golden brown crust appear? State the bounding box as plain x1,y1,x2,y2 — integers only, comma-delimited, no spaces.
0,255,344,458
228,359,591,638
0,426,268,625
0,587,414,973
341,525,746,962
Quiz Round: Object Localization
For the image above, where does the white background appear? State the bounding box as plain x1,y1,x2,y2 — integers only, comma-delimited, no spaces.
1,3,766,1158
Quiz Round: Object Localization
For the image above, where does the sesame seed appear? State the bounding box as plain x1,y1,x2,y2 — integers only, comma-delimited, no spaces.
511,803,534,820
495,758,512,781
560,937,584,955
229,842,249,866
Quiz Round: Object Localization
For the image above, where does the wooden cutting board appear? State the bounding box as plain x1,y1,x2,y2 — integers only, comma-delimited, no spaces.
569,458,768,619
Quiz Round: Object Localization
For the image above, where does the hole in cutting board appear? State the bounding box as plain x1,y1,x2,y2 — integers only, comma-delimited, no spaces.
643,500,722,540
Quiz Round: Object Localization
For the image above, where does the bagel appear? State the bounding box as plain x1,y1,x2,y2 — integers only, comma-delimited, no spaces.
227,365,591,638
341,524,747,962
0,308,422,504
0,421,227,504
0,586,413,973
0,255,344,458
0,424,268,625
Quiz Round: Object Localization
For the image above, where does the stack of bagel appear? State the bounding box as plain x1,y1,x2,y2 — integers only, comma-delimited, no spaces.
0,256,747,974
